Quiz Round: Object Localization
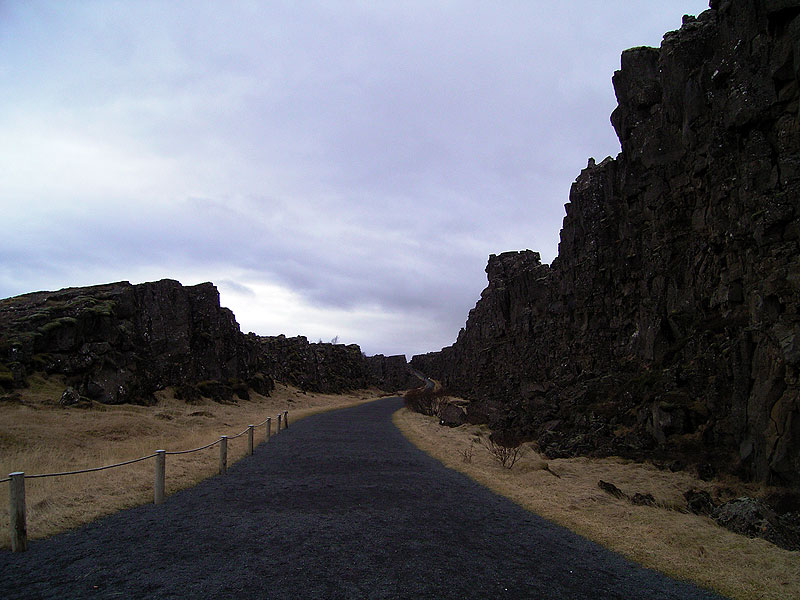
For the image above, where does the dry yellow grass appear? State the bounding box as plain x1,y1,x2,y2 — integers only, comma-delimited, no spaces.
0,374,382,548
393,405,800,600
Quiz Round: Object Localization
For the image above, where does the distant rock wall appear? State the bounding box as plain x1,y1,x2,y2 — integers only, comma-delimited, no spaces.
252,334,370,394
365,354,419,392
412,1,800,486
0,280,253,404
1,280,411,403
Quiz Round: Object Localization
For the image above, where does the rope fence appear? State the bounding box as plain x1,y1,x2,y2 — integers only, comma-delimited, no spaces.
24,453,160,480
164,438,222,456
229,427,251,439
6,410,289,552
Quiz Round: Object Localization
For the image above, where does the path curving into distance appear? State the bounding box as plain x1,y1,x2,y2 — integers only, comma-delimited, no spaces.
0,397,725,599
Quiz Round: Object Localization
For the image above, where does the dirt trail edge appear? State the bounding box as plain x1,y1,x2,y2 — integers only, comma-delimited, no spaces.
0,397,725,599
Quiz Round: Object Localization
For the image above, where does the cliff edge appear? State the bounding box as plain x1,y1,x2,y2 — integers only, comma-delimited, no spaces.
412,1,800,486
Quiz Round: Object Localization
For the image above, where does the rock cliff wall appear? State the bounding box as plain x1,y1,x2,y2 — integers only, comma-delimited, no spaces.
252,334,369,394
250,336,414,393
412,0,800,486
1,280,411,403
0,280,256,404
365,354,420,392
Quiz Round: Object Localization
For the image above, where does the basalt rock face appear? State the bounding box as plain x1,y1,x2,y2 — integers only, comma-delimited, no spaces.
366,354,419,392
412,1,800,486
0,280,254,404
1,281,412,402
252,335,371,394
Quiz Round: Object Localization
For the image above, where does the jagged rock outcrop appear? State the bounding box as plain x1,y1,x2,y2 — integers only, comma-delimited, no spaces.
251,334,369,394
366,354,419,392
413,1,800,486
1,280,413,403
712,497,800,551
0,280,256,404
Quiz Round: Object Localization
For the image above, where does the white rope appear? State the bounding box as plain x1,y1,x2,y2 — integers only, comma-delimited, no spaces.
164,438,222,456
25,453,159,479
228,427,248,439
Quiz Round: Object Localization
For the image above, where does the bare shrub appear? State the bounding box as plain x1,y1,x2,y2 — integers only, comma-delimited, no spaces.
403,386,448,417
480,437,526,469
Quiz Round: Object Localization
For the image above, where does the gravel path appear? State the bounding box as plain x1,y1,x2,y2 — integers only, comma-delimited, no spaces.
0,397,725,599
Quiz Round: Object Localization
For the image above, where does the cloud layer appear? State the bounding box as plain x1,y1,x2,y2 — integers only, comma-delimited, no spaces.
0,1,711,356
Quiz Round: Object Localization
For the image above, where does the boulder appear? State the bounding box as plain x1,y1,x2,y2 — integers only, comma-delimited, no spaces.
598,480,626,499
196,380,235,404
630,492,656,506
713,497,800,551
59,386,81,407
438,402,466,427
684,489,716,516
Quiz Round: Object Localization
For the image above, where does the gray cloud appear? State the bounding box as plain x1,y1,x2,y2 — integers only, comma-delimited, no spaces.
0,0,711,357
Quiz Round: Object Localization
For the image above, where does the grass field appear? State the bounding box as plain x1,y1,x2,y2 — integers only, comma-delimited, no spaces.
393,405,800,600
0,373,382,548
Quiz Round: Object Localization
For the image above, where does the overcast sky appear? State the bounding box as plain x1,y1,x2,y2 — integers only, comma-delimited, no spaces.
1,0,710,358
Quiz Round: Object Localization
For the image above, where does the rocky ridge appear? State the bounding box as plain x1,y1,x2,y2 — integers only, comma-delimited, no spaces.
252,334,416,394
412,0,800,487
0,280,412,404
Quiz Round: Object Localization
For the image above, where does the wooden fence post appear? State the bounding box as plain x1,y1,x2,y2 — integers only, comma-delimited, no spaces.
248,425,254,456
277,414,282,433
283,411,288,429
219,436,228,475
9,472,27,552
154,450,166,505
266,417,271,442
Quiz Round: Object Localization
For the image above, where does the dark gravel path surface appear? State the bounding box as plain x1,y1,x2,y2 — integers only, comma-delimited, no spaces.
0,397,725,599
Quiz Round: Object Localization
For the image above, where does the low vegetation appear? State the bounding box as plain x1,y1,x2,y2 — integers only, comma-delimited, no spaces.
0,375,379,548
394,405,800,600
477,434,525,469
403,384,448,416
406,384,527,470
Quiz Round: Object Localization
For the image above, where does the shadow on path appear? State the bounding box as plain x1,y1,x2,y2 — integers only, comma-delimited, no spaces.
0,397,725,599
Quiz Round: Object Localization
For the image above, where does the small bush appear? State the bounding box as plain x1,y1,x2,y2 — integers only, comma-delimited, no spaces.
248,373,274,396
480,437,525,469
196,380,235,404
232,382,250,400
31,353,53,369
403,386,447,416
175,384,202,404
0,369,15,389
